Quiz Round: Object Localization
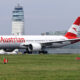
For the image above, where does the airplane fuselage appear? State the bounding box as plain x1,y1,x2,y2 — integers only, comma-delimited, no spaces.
0,35,70,49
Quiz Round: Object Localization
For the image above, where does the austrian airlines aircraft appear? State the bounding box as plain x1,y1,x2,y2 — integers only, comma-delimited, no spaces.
1,16,80,53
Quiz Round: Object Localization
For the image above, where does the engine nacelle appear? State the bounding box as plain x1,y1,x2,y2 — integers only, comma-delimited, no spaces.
29,43,42,51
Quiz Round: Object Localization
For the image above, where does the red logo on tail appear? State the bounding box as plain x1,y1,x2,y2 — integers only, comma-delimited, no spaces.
72,27,77,32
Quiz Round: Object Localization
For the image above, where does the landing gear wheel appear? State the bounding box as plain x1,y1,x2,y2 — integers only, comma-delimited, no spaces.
39,51,48,54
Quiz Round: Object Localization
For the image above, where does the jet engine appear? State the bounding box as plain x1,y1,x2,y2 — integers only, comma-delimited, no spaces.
29,43,42,51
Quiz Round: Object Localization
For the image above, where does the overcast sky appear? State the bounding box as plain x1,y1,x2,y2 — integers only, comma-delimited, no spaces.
0,0,80,35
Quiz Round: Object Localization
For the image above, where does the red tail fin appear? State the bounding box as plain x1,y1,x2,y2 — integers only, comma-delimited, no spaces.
65,16,80,39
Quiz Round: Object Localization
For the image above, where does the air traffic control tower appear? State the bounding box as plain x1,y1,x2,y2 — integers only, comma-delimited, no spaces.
12,4,24,35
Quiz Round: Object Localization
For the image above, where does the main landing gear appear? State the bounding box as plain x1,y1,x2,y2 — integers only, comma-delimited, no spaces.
24,50,48,54
24,48,48,54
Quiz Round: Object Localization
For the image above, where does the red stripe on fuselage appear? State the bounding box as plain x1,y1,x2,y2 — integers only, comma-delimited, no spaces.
65,32,80,44
65,32,77,39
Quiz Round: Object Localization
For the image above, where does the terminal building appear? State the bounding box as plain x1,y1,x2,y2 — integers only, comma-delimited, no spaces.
12,4,24,35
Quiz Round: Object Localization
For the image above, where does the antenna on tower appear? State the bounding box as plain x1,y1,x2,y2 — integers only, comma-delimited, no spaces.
18,3,20,7
17,0,23,6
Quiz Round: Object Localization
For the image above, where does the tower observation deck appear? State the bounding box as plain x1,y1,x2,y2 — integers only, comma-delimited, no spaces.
12,4,24,35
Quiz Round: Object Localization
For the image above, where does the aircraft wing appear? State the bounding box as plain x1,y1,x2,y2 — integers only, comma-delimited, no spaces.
41,38,80,46
21,38,80,48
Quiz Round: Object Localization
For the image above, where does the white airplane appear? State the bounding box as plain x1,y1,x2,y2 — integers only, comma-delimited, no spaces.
0,16,80,53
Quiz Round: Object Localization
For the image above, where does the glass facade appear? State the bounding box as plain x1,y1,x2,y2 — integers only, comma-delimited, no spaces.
12,4,24,21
